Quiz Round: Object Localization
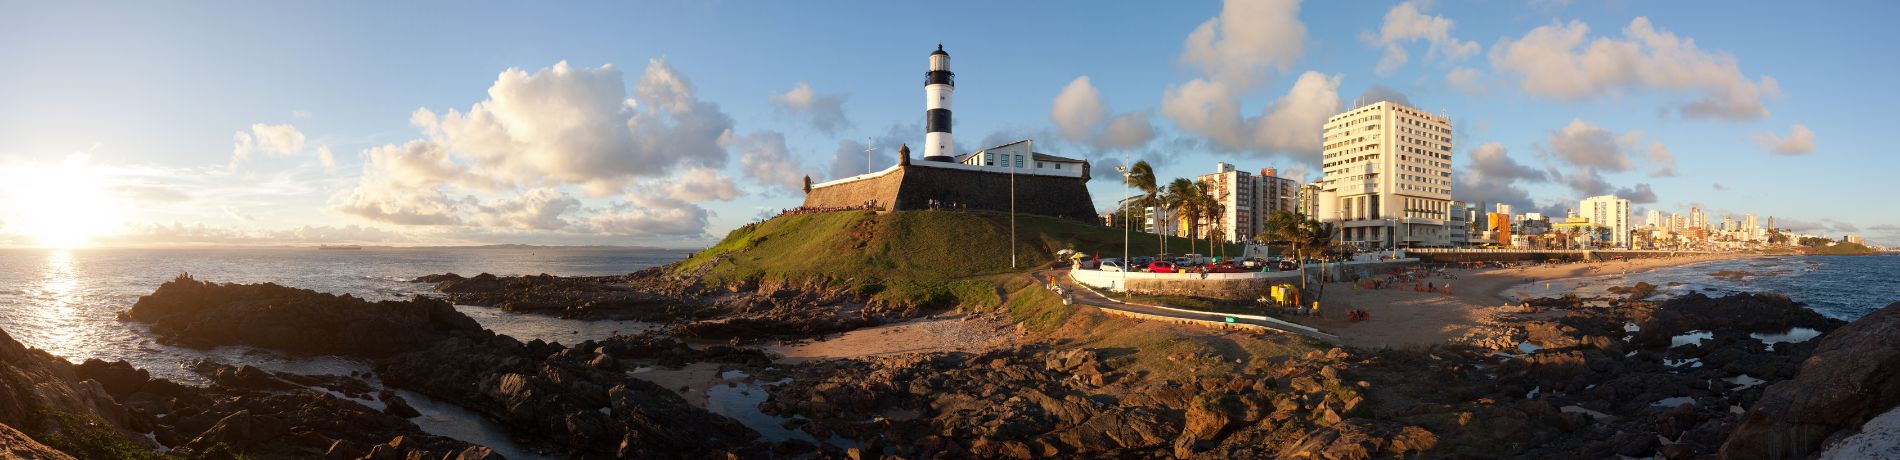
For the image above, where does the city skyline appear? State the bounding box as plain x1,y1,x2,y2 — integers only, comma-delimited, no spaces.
0,1,1893,248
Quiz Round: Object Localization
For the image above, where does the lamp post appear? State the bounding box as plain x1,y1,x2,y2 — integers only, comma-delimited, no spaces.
1117,163,1129,303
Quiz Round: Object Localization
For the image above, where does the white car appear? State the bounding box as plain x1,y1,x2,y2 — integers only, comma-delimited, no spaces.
1098,259,1124,272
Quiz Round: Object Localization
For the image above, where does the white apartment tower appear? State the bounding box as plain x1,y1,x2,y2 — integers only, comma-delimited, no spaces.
1646,209,1663,229
1581,194,1632,248
1317,101,1454,248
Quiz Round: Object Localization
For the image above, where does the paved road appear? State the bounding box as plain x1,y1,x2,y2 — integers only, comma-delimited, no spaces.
1031,270,1339,343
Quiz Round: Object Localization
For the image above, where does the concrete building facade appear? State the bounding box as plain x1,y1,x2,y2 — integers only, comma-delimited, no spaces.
1195,163,1301,243
1581,194,1632,248
1317,101,1455,248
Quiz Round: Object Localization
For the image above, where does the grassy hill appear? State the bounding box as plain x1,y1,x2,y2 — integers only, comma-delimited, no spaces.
674,210,1240,307
1805,241,1877,255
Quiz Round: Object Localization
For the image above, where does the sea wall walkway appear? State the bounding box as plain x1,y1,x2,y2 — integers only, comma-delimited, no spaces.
1069,259,1418,300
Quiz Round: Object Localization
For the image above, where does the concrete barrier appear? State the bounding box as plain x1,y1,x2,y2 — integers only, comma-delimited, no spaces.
1069,259,1420,300
1094,307,1271,333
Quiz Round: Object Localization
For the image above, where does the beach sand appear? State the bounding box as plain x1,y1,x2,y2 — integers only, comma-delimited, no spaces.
1285,253,1754,349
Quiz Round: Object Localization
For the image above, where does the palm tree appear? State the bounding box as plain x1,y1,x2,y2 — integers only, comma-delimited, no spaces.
1122,161,1159,255
1165,178,1200,257
1192,179,1221,259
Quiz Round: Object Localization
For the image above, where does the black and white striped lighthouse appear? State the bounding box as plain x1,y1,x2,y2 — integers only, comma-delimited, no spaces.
922,44,955,162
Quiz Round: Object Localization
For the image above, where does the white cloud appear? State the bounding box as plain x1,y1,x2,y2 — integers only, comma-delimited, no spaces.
1050,76,1156,150
470,188,581,231
1162,71,1343,156
1180,0,1306,90
412,59,732,197
771,82,851,135
229,123,307,170
1754,124,1816,155
330,60,745,238
1445,67,1485,94
1456,142,1547,210
317,146,337,172
1539,119,1675,198
732,131,810,193
97,223,409,246
1366,1,1479,75
1489,17,1778,120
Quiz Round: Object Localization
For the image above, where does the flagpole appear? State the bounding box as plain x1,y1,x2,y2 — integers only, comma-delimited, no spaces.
1013,140,1021,269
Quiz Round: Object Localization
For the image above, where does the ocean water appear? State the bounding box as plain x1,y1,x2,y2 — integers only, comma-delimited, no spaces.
1506,255,1900,320
0,246,690,382
0,246,690,458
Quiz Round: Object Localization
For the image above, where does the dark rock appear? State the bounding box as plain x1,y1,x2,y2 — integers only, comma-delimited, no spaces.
123,275,486,358
1720,301,1900,459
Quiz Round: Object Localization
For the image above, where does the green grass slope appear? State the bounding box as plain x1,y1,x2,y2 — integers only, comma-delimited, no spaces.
674,210,1239,307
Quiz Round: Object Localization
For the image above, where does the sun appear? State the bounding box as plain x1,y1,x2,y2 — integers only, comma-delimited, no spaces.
0,153,127,248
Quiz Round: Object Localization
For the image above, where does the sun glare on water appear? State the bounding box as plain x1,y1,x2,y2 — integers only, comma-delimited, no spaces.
0,153,127,248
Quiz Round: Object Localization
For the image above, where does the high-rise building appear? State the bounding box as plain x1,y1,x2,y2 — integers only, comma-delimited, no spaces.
1767,216,1777,231
1847,233,1864,245
1316,101,1454,248
1745,213,1758,231
1194,163,1302,244
1581,194,1633,248
1296,181,1323,217
1447,200,1469,246
1646,209,1663,229
1722,215,1736,233
1691,207,1707,229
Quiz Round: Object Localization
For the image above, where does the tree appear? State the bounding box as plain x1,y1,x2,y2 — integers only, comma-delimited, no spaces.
1165,178,1202,257
1195,179,1222,259
1259,211,1333,300
1123,161,1160,255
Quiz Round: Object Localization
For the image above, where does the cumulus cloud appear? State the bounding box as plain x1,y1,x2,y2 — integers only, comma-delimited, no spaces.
1365,1,1479,74
827,123,915,179
1489,17,1778,120
1445,67,1486,95
1646,142,1677,177
331,60,743,239
1180,0,1306,89
317,146,337,172
1050,76,1156,150
1754,124,1816,155
731,131,811,193
771,82,851,135
1456,142,1547,210
470,188,581,231
230,123,307,170
1538,119,1676,197
1355,84,1412,107
411,59,732,197
1614,183,1658,204
1162,71,1342,156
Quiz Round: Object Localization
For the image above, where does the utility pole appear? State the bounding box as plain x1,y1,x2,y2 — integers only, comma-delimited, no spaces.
1012,140,1022,269
865,138,874,173
1118,161,1129,303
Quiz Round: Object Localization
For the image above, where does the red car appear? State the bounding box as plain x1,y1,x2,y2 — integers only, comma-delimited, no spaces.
1206,262,1246,273
1147,261,1178,273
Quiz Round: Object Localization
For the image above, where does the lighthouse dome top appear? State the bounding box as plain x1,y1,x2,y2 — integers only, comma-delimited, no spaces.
931,44,947,56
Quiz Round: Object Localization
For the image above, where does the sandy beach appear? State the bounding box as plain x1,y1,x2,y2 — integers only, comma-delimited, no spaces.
1287,253,1758,348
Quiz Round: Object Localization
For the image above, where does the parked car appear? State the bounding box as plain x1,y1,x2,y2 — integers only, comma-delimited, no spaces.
1206,262,1246,273
1098,258,1124,272
1148,261,1178,273
1239,257,1269,270
1130,256,1155,268
1171,257,1192,267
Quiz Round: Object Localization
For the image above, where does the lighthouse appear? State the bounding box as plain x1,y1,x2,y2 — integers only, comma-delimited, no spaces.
923,44,955,162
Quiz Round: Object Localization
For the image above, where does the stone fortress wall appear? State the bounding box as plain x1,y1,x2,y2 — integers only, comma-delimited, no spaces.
802,160,1099,222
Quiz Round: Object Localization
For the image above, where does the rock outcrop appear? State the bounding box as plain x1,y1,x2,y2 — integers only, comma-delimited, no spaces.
123,274,484,358
376,333,763,458
1720,301,1900,459
0,328,147,451
0,422,73,460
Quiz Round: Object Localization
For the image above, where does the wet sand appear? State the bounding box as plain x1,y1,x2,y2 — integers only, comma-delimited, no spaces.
1288,253,1757,349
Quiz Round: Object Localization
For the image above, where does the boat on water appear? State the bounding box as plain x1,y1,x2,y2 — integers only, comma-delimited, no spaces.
317,245,363,250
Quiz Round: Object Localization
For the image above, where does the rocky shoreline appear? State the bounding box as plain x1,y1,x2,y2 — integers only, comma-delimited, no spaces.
0,271,1894,459
414,268,936,340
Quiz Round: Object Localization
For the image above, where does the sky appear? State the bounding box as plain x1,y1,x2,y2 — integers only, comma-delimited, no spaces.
0,0,1894,248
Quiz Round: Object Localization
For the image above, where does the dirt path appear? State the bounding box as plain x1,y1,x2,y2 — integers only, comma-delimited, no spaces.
767,313,1023,363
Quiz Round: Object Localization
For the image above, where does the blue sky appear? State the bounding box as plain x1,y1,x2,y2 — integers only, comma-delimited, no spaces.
0,1,1893,247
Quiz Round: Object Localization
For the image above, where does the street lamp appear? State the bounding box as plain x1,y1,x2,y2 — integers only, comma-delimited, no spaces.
1117,163,1129,303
